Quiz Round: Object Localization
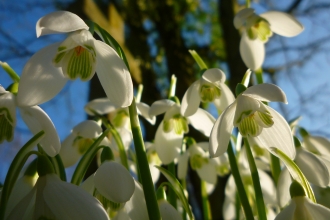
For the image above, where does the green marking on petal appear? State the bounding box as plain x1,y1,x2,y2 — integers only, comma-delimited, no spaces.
73,136,93,154
190,154,208,170
199,84,221,103
238,115,262,137
0,113,14,143
163,114,189,135
53,51,66,64
57,46,67,52
236,110,253,124
112,110,129,128
255,111,274,127
66,46,95,80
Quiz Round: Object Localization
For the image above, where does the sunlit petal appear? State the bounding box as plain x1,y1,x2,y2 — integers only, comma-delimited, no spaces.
304,196,330,219
234,95,260,126
260,11,304,37
159,200,182,220
19,106,60,157
304,135,330,157
84,98,117,115
197,163,217,184
187,108,215,137
252,105,295,160
277,167,292,208
36,11,88,37
94,161,135,203
59,134,80,167
180,80,201,117
242,83,288,103
240,32,265,70
202,68,226,83
295,149,329,187
209,102,236,157
149,99,176,117
177,151,189,180
136,102,156,125
94,40,133,108
17,43,67,107
214,82,235,113
124,180,149,220
72,120,102,138
274,199,296,220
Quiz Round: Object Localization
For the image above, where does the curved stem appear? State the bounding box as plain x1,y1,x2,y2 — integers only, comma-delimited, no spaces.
201,180,212,220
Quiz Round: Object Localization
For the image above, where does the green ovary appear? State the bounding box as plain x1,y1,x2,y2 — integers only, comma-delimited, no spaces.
112,110,129,128
73,136,93,154
163,114,189,135
190,154,208,170
199,85,221,102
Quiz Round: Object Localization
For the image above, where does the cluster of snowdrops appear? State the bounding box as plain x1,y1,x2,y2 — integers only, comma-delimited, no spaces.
1,5,330,220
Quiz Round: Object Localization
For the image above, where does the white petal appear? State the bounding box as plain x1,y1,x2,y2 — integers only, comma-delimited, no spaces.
0,92,16,126
94,161,135,203
180,80,201,117
6,187,36,220
295,149,329,187
125,180,149,220
80,174,95,195
233,8,255,29
17,43,67,107
94,40,133,108
43,174,109,220
197,163,217,184
84,98,117,115
19,106,60,157
240,32,265,71
274,199,296,220
277,167,292,208
154,121,182,164
223,197,237,220
233,95,260,126
260,11,304,37
159,200,182,220
177,151,189,180
258,169,277,205
202,68,226,83
36,11,88,37
252,105,296,160
304,135,330,157
59,134,81,167
164,104,181,121
72,120,102,138
209,102,236,157
242,83,288,103
214,82,235,113
149,99,176,117
0,85,7,94
187,108,216,137
304,196,330,219
136,102,156,125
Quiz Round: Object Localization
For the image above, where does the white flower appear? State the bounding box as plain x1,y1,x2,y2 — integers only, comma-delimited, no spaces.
234,8,304,70
6,173,109,220
180,68,235,116
59,120,103,167
150,99,215,164
210,83,295,159
0,86,60,156
16,11,133,108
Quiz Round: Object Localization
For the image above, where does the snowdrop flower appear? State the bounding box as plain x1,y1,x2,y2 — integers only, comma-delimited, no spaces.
59,120,103,167
158,199,182,220
0,86,60,156
17,11,133,108
6,156,109,220
300,128,330,157
150,99,215,164
275,181,330,220
234,8,304,70
210,83,295,160
180,68,235,116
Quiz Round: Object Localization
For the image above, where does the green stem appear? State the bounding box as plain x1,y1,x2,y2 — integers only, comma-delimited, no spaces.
129,98,161,220
244,138,267,220
226,142,254,220
246,0,251,8
0,61,20,83
136,84,143,103
235,192,241,220
255,68,264,84
201,180,212,220
0,131,44,220
188,50,208,70
270,154,281,186
108,123,129,170
167,162,178,209
168,75,177,98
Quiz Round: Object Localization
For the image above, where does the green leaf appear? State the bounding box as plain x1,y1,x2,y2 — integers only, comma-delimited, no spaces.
71,128,110,185
155,166,194,220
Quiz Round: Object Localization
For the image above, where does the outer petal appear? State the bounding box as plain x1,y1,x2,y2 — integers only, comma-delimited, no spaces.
124,180,149,220
214,82,235,113
59,134,81,167
94,40,133,108
233,8,255,29
43,174,109,220
202,68,226,83
209,102,236,157
17,43,68,107
234,95,260,126
295,149,329,187
274,200,296,220
304,135,330,157
84,98,117,115
154,121,182,164
240,32,265,70
242,83,288,103
94,161,135,203
149,99,176,117
277,167,292,208
36,11,89,37
187,108,216,137
136,102,156,125
0,92,16,125
304,196,330,219
252,105,296,160
72,120,102,138
159,200,182,220
180,80,201,117
260,11,304,37
177,151,189,180
19,106,60,157
197,163,217,184
6,187,36,220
